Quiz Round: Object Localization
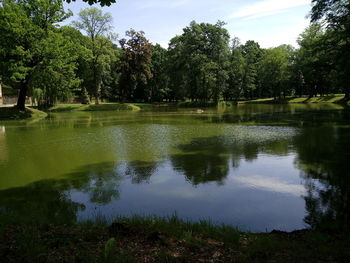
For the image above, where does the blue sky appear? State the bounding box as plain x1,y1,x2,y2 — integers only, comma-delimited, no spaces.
63,0,312,48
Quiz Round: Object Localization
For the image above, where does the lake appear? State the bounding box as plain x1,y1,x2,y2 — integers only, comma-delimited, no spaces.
0,103,349,232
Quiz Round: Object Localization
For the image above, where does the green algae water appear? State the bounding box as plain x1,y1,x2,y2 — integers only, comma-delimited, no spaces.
0,104,349,232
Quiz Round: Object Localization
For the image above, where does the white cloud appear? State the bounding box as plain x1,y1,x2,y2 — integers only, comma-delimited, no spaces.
228,0,311,20
233,174,305,196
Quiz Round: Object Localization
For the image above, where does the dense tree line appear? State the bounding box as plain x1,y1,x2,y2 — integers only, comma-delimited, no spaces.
0,0,349,109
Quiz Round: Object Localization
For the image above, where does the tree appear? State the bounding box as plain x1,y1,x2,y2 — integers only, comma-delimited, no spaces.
119,30,153,102
72,7,115,104
311,0,350,99
241,40,262,99
258,45,293,99
30,31,80,107
296,25,334,98
59,26,93,102
167,35,189,101
0,0,75,110
225,37,245,101
167,21,230,103
144,44,169,102
311,0,350,29
66,0,116,7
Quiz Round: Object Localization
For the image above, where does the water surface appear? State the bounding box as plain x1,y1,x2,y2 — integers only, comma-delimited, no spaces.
1,104,349,232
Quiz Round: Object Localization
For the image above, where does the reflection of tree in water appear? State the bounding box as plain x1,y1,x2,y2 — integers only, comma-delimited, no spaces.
200,105,347,127
294,125,350,231
0,162,122,224
171,135,290,185
72,163,122,204
122,161,158,184
171,137,230,185
0,182,84,225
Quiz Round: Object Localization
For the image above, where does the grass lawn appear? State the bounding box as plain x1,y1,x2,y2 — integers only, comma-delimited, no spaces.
239,94,348,105
288,94,346,103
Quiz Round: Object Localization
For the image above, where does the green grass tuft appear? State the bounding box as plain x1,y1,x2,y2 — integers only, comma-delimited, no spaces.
111,215,240,247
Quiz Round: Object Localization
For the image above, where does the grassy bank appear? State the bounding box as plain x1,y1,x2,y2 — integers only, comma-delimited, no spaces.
0,106,47,120
239,94,349,105
1,216,349,263
47,103,142,112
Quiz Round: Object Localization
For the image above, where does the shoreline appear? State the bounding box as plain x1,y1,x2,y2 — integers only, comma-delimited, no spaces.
0,106,47,120
1,95,349,121
1,215,349,262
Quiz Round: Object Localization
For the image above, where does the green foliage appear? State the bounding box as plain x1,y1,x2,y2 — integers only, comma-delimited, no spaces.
168,21,230,103
66,0,117,7
224,38,245,101
30,31,80,107
145,44,170,102
1,0,349,111
72,8,112,41
311,0,349,28
241,40,262,99
72,7,116,104
295,24,336,98
103,238,117,263
0,0,78,109
258,45,293,98
310,0,350,98
119,30,153,102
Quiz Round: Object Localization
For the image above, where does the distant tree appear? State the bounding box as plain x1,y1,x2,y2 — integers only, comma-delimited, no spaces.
59,26,93,101
167,35,189,101
296,25,334,97
72,8,112,41
72,7,115,104
258,45,293,99
119,30,153,102
145,44,169,102
241,40,262,99
168,21,230,103
225,37,245,101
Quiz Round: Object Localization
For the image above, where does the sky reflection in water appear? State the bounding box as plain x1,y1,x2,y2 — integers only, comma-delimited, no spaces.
0,104,349,232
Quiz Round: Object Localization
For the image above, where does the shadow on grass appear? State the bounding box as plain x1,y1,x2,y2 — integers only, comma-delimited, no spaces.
0,106,32,119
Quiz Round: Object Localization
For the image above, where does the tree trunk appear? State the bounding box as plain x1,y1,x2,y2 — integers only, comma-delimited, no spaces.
345,90,349,101
16,82,28,111
95,96,100,105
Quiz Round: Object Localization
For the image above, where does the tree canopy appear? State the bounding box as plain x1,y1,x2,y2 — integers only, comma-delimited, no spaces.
0,0,78,109
1,1,350,109
66,0,116,7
